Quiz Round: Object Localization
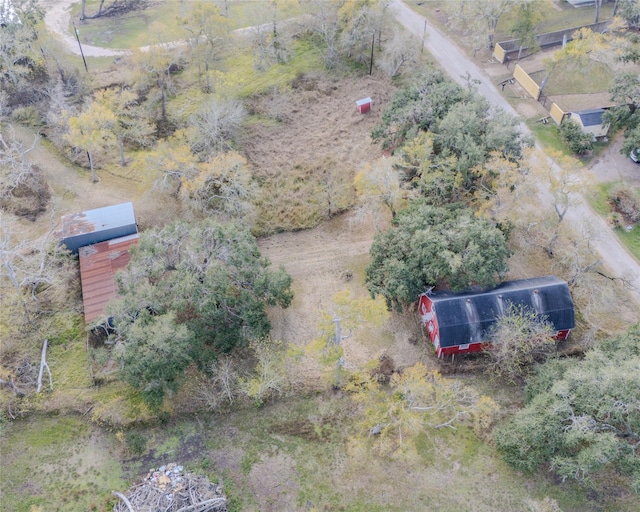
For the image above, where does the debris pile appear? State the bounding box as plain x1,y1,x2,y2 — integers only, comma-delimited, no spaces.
113,462,227,512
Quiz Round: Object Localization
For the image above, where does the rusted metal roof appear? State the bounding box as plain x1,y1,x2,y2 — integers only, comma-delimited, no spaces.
79,233,139,324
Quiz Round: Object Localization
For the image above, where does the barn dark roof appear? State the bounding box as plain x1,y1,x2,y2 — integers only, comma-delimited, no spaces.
427,276,575,348
79,233,139,324
574,108,605,127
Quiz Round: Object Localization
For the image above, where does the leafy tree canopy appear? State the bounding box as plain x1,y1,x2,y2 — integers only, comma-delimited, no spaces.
495,323,640,493
365,200,510,309
108,219,293,406
372,70,527,213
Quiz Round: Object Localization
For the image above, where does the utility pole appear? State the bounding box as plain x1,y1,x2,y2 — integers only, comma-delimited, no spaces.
369,31,375,75
73,23,88,72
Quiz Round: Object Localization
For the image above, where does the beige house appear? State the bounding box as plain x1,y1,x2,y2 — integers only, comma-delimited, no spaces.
568,108,609,138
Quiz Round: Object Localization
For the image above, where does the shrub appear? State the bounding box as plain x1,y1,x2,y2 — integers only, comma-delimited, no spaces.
609,185,640,223
559,120,593,154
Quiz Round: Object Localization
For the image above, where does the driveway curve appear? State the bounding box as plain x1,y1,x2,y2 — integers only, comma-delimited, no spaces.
40,0,127,57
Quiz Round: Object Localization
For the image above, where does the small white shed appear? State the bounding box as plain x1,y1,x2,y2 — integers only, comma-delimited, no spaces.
568,108,609,138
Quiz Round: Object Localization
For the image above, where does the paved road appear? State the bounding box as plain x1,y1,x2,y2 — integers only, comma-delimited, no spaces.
392,0,640,303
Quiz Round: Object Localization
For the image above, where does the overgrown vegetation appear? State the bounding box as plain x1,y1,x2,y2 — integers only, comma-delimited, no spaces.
2,0,640,510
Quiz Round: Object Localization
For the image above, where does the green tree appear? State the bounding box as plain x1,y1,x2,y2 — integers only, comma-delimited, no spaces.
146,129,199,196
110,219,293,406
65,98,117,183
0,0,47,100
116,311,194,409
510,0,543,61
131,24,186,122
365,200,510,309
181,2,230,93
371,69,467,150
495,323,640,492
618,0,640,29
559,119,594,155
606,73,640,156
447,0,532,48
93,88,154,167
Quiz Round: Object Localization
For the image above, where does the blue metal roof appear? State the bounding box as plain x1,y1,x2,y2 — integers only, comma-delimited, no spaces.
61,202,137,254
426,276,575,348
574,108,605,127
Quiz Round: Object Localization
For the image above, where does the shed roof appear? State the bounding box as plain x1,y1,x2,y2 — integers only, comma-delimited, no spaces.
426,276,575,348
79,234,139,324
566,0,595,6
61,202,136,238
573,108,605,127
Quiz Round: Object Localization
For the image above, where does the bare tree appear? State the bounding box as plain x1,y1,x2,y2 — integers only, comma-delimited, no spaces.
0,213,69,324
188,98,246,157
180,151,257,221
79,0,142,20
0,131,48,219
486,302,556,384
379,30,419,78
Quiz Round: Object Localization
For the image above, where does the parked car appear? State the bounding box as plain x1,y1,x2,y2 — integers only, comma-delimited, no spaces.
631,149,640,163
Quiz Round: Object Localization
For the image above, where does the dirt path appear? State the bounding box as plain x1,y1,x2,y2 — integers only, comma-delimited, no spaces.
259,211,428,376
40,0,127,57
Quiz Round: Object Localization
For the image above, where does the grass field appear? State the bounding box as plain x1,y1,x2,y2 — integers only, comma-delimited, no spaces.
70,0,308,49
3,391,622,512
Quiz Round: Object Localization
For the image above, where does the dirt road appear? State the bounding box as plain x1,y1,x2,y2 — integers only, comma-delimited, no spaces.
40,0,126,57
392,0,640,303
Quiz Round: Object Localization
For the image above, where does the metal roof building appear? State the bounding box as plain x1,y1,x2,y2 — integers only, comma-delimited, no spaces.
60,202,137,254
419,276,575,357
79,234,139,324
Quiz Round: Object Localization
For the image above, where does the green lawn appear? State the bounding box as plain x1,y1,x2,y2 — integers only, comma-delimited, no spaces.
5,392,629,512
535,60,613,96
495,1,615,41
70,0,308,49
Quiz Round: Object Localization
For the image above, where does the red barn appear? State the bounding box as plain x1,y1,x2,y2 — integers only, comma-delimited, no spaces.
418,276,575,358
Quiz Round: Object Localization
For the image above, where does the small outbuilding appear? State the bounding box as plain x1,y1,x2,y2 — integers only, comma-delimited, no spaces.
60,202,138,254
568,108,609,138
79,234,139,324
356,97,372,114
418,276,575,358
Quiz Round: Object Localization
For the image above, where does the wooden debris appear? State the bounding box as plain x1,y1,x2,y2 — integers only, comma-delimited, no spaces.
113,462,227,512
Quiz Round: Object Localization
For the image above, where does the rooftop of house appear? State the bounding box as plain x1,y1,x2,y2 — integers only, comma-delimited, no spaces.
572,108,606,127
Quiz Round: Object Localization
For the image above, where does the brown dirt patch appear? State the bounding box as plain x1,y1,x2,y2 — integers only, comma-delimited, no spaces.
244,71,396,234
248,453,299,512
245,72,393,173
